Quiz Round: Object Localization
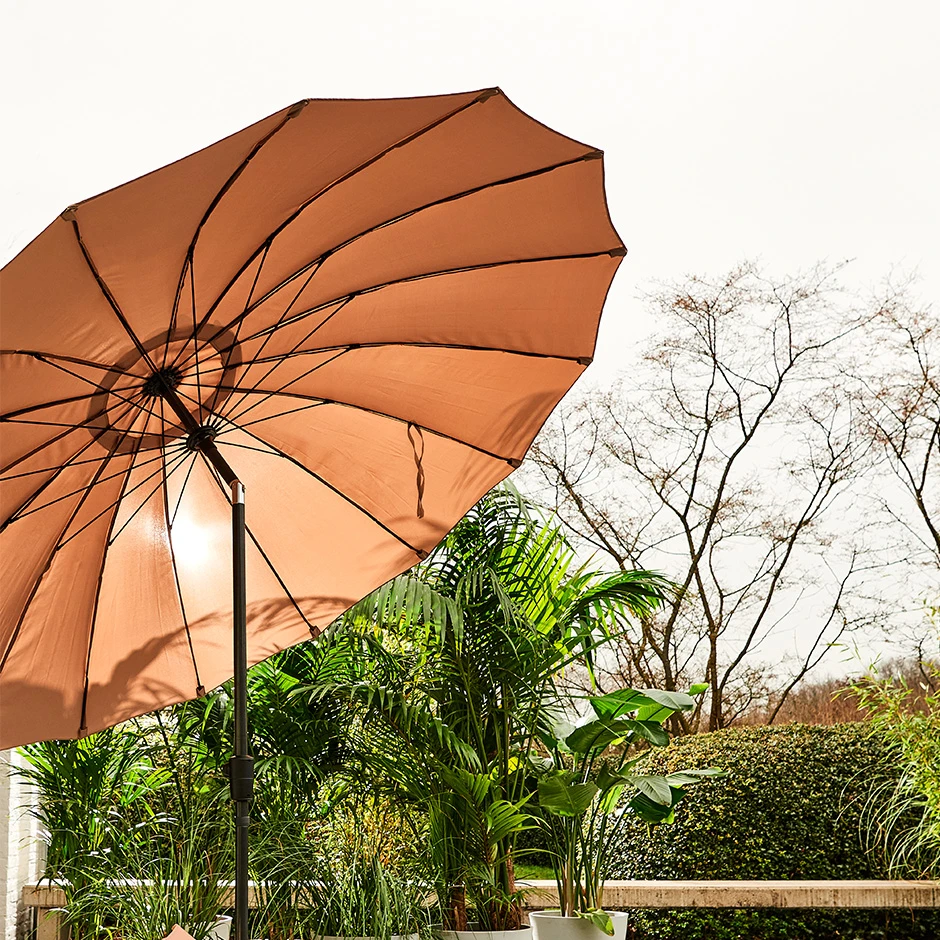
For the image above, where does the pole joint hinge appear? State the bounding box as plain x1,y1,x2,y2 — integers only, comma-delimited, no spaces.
226,755,254,802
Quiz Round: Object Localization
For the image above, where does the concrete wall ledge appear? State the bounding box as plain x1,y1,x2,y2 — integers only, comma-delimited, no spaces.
23,879,940,911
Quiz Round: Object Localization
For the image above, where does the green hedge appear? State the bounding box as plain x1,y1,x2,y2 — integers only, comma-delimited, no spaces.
605,723,940,940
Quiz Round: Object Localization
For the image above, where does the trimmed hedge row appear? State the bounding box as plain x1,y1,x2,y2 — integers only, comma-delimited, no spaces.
607,723,940,939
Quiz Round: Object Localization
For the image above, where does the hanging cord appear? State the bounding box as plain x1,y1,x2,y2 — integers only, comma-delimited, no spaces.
407,423,426,519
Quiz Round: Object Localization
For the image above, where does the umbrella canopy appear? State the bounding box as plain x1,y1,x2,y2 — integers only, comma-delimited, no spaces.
0,88,624,750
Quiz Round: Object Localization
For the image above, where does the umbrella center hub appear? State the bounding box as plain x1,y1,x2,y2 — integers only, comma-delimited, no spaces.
186,424,219,452
141,366,184,399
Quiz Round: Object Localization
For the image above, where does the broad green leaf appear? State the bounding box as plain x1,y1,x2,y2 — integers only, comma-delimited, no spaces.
538,773,599,817
629,789,682,823
565,718,638,755
622,718,669,747
626,774,674,805
639,688,697,711
577,909,614,936
590,688,660,718
688,682,709,696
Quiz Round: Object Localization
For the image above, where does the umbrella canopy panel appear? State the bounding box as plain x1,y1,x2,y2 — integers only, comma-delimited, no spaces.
0,89,624,749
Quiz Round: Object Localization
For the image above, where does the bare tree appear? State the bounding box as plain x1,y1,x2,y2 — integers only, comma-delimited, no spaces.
849,283,939,568
528,263,893,730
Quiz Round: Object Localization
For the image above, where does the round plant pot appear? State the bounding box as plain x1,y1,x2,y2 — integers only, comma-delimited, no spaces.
439,929,532,940
529,911,627,940
322,935,420,940
207,916,233,940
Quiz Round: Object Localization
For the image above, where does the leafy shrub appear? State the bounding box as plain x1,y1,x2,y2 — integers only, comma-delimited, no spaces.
606,723,940,940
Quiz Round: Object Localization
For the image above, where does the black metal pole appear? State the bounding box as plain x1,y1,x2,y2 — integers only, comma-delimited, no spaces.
230,479,252,940
153,377,252,935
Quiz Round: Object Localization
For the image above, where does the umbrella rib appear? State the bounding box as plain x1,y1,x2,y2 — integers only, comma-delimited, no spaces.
189,258,205,422
0,395,145,476
8,442,180,529
203,341,590,377
216,238,272,382
26,349,155,419
173,152,601,376
1,398,142,530
66,215,160,374
216,390,521,467
158,396,204,695
107,447,191,547
187,249,622,369
165,106,303,353
1,437,168,482
199,455,319,635
0,408,142,675
78,412,155,735
175,92,492,362
228,151,597,336
57,436,185,550
220,345,350,428
213,418,428,559
170,452,200,528
1,390,112,422
186,256,327,385
0,349,146,379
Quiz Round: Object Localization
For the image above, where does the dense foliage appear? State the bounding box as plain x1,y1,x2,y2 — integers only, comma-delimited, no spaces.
16,488,670,937
608,723,940,940
849,660,940,880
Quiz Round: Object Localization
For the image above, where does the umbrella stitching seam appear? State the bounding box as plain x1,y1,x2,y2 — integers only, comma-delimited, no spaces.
191,249,618,370
0,399,144,677
213,416,427,559
158,396,204,697
173,152,600,377
78,408,155,735
197,451,319,636
170,93,488,371
1,398,146,527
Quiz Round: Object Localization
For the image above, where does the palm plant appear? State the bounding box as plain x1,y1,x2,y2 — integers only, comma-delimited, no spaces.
16,724,170,939
310,486,672,931
179,636,368,939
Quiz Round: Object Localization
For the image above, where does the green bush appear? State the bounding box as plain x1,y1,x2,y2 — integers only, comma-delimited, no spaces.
607,723,940,940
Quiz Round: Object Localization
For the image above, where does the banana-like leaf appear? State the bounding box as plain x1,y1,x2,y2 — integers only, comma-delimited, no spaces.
629,786,685,823
538,772,599,817
564,718,634,755
626,774,674,806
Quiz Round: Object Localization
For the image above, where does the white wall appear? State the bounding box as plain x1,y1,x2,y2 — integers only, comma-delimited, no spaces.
0,750,42,940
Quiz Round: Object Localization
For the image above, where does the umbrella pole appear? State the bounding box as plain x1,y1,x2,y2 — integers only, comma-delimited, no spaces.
230,479,252,940
150,380,253,935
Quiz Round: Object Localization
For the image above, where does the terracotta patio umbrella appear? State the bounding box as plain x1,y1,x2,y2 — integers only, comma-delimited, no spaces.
0,88,624,935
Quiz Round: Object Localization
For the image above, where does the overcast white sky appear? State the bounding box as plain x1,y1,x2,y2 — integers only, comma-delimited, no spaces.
3,0,938,381
2,1,937,675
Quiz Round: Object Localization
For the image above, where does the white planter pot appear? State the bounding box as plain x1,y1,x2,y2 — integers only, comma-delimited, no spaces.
322,935,420,940
439,929,532,940
529,911,627,940
207,916,233,940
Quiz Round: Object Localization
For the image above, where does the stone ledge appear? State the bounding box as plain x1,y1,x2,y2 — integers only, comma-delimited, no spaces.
23,879,940,910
